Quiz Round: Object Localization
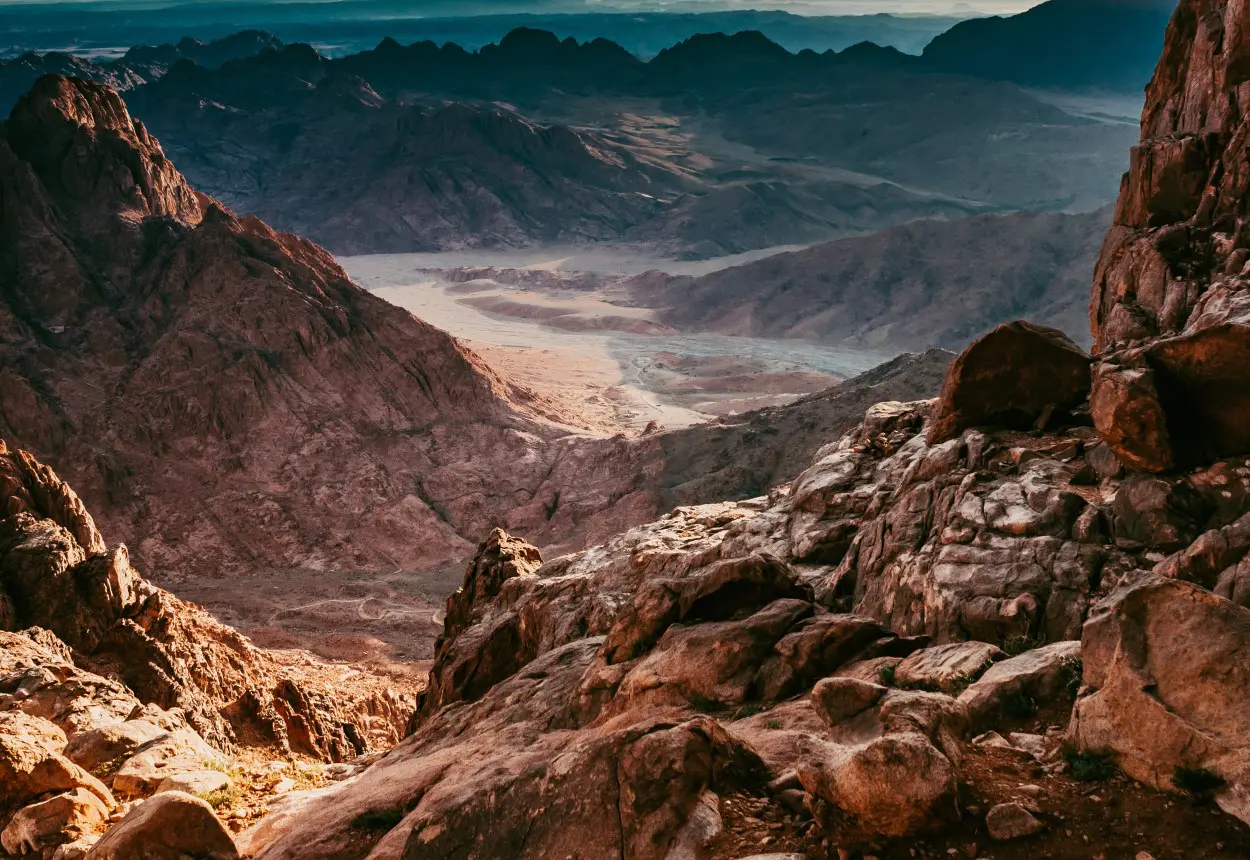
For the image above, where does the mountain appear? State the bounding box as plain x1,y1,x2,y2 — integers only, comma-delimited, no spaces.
0,31,284,115
115,30,284,77
923,0,1177,92
636,208,1111,350
127,81,679,255
0,73,952,584
0,74,559,578
104,27,1134,256
119,34,1000,257
0,4,964,59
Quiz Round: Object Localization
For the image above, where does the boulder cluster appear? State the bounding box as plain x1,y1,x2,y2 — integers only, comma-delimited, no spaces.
236,373,1249,857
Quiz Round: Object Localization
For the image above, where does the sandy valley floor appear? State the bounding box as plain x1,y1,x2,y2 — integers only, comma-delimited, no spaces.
344,248,890,434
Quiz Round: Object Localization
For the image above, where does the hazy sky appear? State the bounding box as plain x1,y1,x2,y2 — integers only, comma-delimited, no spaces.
0,0,1047,12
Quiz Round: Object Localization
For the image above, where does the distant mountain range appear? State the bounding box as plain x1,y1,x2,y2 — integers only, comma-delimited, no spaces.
0,4,965,59
0,0,1174,95
0,2,1148,256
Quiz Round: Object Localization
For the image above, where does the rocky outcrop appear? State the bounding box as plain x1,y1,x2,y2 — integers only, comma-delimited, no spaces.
0,446,424,852
1090,0,1250,471
244,375,1239,856
0,443,408,760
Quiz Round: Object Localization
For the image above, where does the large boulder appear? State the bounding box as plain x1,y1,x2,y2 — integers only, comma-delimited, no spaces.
85,791,239,860
799,731,960,840
0,712,114,814
1068,575,1250,824
1,788,110,856
111,728,222,798
1094,323,1250,473
1090,357,1174,473
894,642,1005,694
928,321,1091,444
63,719,170,775
958,641,1081,732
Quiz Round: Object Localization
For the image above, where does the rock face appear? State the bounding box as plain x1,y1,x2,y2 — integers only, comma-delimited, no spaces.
243,382,1226,857
0,442,407,759
1090,0,1250,471
1069,574,1250,823
0,445,420,852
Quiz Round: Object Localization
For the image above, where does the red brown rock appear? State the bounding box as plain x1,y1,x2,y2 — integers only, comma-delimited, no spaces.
0,443,408,758
928,321,1091,445
1089,0,1250,470
85,791,239,860
0,75,561,579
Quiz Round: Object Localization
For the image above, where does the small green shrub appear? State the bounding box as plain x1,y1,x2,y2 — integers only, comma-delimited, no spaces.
1173,766,1226,801
1065,749,1117,782
1003,633,1045,657
199,784,242,810
764,719,783,730
732,704,765,720
877,664,897,687
352,808,406,831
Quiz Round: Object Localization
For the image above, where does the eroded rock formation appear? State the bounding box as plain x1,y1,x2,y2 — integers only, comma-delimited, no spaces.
1092,0,1250,472
0,441,408,759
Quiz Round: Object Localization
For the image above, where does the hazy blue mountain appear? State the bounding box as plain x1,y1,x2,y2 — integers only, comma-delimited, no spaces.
923,0,1175,91
0,2,964,59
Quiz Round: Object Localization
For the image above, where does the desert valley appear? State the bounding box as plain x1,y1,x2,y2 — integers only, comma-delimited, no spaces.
3,0,1250,858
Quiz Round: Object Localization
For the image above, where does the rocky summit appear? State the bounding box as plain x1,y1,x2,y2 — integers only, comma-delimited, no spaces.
5,0,1250,858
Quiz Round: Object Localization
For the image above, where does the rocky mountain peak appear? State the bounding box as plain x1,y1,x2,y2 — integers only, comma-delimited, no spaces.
6,75,203,228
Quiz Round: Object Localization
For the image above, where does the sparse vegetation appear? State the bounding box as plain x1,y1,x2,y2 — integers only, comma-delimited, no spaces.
946,674,977,697
352,808,406,831
689,695,724,715
732,704,765,720
764,719,783,730
1003,633,1045,657
1060,657,1084,696
1003,689,1037,720
878,664,897,687
1173,766,1226,801
200,784,243,810
1065,749,1117,782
